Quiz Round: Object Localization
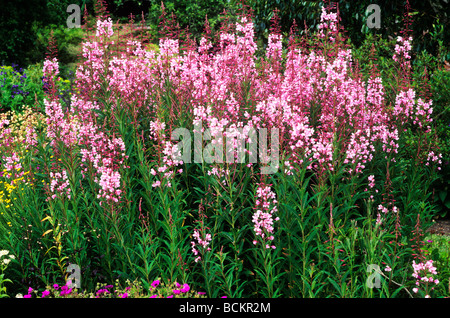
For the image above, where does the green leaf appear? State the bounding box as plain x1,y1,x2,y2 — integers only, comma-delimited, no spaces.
439,190,447,202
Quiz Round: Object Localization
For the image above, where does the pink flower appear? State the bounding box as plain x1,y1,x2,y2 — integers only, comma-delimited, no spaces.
368,175,375,188
191,229,212,261
180,284,190,293
43,58,59,77
42,290,50,298
96,17,114,38
152,181,161,188
252,184,278,248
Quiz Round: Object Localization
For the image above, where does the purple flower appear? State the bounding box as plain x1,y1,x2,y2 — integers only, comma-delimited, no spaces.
173,289,180,295
149,295,158,298
27,287,33,294
42,290,50,298
198,292,206,295
60,285,73,296
120,293,128,298
53,284,59,290
23,294,31,298
167,295,173,298
151,280,160,288
180,284,190,293
96,288,110,296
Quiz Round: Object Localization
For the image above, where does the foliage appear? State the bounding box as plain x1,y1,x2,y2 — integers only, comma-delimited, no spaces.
0,0,86,67
30,23,84,71
145,0,237,41
239,0,449,56
0,63,72,114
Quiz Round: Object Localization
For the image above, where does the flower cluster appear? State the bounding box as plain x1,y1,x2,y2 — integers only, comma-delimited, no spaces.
0,250,15,268
96,17,114,38
43,58,59,78
191,229,212,263
252,184,279,249
318,6,338,40
49,170,71,200
411,259,439,298
393,36,412,62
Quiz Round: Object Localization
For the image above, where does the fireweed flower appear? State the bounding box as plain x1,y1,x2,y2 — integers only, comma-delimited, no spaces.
368,175,375,188
96,17,114,38
252,184,279,249
318,6,338,40
48,170,71,200
411,260,439,297
43,58,59,78
393,36,412,62
191,229,212,262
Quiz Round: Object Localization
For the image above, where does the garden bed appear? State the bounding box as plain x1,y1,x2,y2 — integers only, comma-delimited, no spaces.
0,1,449,300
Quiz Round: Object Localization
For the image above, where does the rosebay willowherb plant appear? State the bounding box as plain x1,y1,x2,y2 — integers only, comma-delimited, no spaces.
0,1,445,298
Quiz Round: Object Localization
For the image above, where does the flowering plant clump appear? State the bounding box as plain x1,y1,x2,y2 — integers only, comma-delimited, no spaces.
17,279,206,299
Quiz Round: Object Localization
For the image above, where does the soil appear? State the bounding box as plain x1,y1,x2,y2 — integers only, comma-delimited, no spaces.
426,219,450,236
